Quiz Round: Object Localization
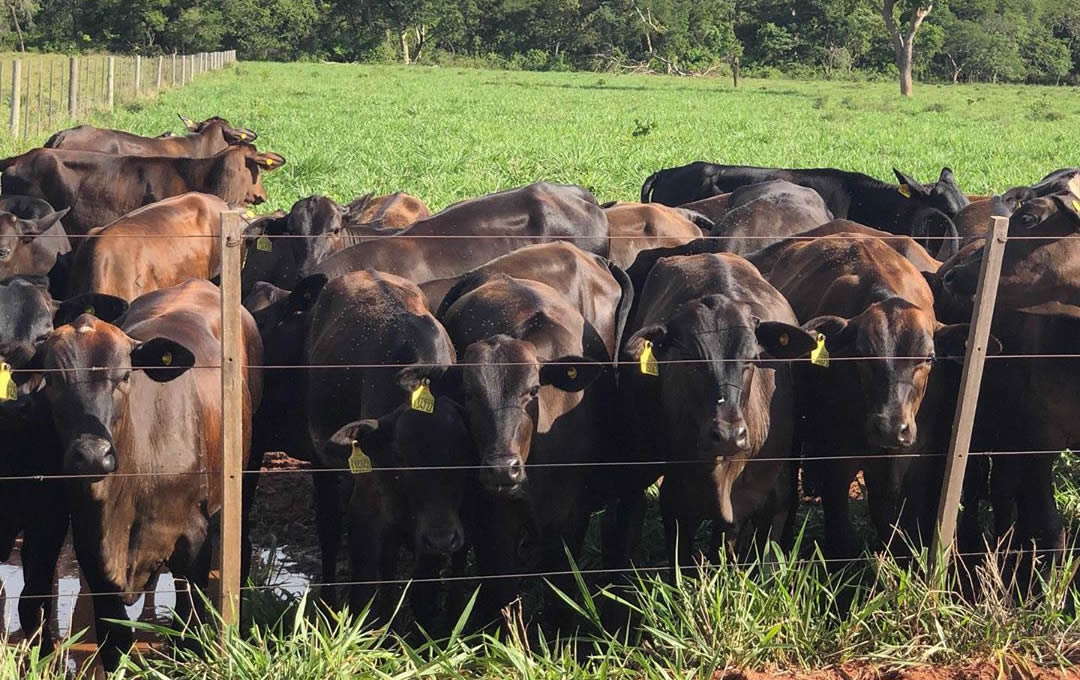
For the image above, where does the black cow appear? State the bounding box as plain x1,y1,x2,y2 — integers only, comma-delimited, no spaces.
613,253,816,568
640,163,965,258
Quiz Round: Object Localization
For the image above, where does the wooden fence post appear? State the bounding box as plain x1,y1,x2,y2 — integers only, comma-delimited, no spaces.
9,60,20,137
106,56,114,111
218,209,245,626
156,56,163,90
172,53,177,86
135,55,141,93
68,56,77,119
931,216,1009,568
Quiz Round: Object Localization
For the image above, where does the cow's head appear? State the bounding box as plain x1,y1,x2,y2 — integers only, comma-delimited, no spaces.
803,298,982,450
894,167,969,218
423,322,602,495
245,196,345,282
0,277,55,389
223,145,286,206
28,296,196,479
0,208,68,263
179,113,257,145
942,193,1080,313
623,295,814,521
325,386,473,557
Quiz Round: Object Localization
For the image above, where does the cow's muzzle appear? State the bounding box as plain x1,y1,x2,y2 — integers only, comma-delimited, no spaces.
66,434,116,477
868,416,916,450
0,247,11,261
417,521,465,557
481,456,526,495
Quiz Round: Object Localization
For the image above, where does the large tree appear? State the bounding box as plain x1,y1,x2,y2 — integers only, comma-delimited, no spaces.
877,0,934,95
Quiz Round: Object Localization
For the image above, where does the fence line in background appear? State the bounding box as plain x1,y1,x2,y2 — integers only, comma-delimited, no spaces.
0,50,237,141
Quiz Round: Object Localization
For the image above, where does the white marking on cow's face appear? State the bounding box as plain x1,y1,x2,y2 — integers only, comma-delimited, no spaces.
76,325,94,335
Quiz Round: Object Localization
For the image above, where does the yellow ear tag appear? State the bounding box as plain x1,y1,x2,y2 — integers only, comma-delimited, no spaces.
1072,199,1080,213
239,132,247,140
263,158,274,167
85,306,95,316
245,207,256,219
256,235,272,252
348,440,373,475
810,333,830,368
161,351,172,366
566,367,577,380
779,332,789,347
898,184,912,198
0,363,15,401
640,340,659,376
410,378,435,414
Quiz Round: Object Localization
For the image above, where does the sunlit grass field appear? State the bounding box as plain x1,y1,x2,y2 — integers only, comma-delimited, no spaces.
2,62,1079,678
2,61,1076,211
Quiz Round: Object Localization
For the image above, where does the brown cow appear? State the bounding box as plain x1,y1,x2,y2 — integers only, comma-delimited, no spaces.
601,202,710,269
0,144,286,236
421,242,632,358
44,114,256,156
65,193,232,299
614,253,816,568
308,183,609,284
768,236,975,558
0,197,70,284
748,220,941,277
346,191,431,230
22,279,261,670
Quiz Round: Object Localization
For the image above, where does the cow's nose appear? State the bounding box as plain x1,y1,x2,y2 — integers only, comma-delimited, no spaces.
421,526,464,556
67,435,116,476
0,247,10,259
734,426,748,449
482,457,526,493
897,422,913,446
710,422,750,451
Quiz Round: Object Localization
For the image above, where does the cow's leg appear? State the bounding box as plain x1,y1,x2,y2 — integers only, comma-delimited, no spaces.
818,460,857,561
473,500,523,629
864,461,910,557
411,553,452,637
74,562,130,672
601,489,647,571
312,471,342,608
1016,455,1064,555
17,495,67,652
240,435,268,583
990,456,1021,546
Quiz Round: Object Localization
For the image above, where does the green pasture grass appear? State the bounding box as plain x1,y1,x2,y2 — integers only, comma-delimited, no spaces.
1,62,1075,212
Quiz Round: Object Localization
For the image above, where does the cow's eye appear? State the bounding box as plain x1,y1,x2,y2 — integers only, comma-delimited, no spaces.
528,385,541,398
924,353,935,364
120,371,132,383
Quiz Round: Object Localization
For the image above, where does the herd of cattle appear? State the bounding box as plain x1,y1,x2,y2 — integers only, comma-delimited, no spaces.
0,114,1076,668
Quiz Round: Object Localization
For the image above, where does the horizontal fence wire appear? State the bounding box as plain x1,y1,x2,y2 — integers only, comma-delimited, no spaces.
4,546,1075,602
14,233,1073,241
0,449,1069,484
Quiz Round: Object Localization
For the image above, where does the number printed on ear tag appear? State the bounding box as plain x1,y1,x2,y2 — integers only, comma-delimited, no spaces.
810,333,830,368
348,441,372,475
640,340,659,376
410,378,435,413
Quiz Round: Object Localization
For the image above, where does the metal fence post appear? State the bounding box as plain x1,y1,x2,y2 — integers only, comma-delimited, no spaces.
9,60,20,136
931,216,1009,568
218,209,245,626
68,56,77,119
107,56,115,111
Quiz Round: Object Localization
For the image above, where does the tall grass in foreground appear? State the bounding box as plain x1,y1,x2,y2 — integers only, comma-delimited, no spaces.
5,544,1079,679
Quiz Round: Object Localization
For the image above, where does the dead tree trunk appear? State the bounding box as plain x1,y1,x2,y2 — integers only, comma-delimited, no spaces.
399,26,411,65
9,3,25,53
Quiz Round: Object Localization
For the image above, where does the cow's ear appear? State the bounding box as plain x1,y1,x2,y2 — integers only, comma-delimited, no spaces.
287,274,327,314
802,315,855,352
17,207,68,242
131,338,196,382
932,324,1001,363
178,113,199,132
939,167,957,186
54,294,128,327
756,321,817,360
623,324,668,360
249,152,286,172
894,169,929,197
1062,193,1080,229
326,417,394,469
222,126,257,145
539,356,603,392
398,364,461,399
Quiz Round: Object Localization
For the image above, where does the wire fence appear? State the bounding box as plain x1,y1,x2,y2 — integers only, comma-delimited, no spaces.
0,50,236,141
0,209,1075,654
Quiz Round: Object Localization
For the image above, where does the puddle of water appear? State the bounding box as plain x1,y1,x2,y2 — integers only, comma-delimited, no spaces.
1,538,176,640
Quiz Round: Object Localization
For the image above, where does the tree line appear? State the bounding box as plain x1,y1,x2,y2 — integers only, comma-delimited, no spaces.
3,0,1079,93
